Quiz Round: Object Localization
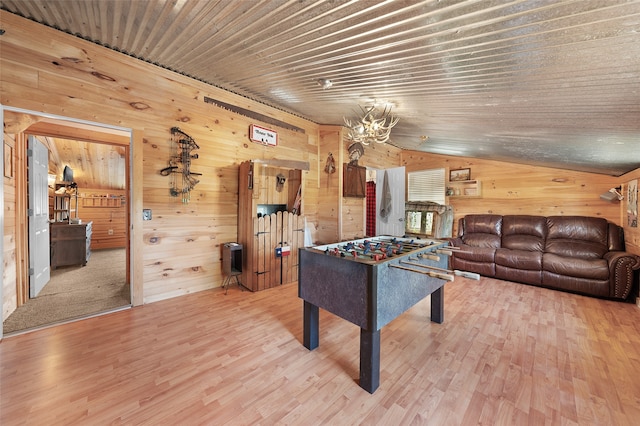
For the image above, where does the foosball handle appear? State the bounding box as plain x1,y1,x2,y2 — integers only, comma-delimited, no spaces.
435,249,453,256
453,270,481,280
417,253,440,261
428,271,455,282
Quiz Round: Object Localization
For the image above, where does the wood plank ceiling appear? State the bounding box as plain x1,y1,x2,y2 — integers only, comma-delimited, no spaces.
2,0,640,176
2,112,130,190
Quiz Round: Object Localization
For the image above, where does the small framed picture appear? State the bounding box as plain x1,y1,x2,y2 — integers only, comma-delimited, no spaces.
449,168,470,181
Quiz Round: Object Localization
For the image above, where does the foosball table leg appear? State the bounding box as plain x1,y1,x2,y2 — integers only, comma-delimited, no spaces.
431,286,444,324
303,301,319,350
360,328,381,393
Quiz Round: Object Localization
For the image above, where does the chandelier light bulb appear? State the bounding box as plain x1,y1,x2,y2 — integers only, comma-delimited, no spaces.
343,105,399,145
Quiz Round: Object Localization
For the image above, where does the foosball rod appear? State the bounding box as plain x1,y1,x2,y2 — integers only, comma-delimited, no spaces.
388,264,454,282
341,244,387,261
400,260,481,280
436,248,474,256
367,238,432,250
346,243,402,259
416,252,440,261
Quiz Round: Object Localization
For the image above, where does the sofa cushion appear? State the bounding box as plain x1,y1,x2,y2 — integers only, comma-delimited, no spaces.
501,215,546,251
608,224,625,251
542,253,609,280
495,249,542,270
541,271,610,298
496,265,542,285
451,255,496,277
545,216,608,259
460,214,502,248
454,245,496,262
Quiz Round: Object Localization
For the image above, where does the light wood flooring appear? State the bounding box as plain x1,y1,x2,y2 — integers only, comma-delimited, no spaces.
1,277,639,425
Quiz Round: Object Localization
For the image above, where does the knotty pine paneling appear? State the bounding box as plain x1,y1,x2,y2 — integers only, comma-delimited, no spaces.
341,197,365,240
358,141,402,170
0,11,320,305
344,140,402,240
317,127,343,244
2,134,17,322
77,189,127,250
401,151,625,237
620,168,640,257
317,126,402,243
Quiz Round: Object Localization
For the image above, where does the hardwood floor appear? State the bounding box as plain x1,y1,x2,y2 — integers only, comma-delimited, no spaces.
1,277,639,425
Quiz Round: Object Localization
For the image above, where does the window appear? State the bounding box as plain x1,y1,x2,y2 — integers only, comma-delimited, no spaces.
407,168,445,204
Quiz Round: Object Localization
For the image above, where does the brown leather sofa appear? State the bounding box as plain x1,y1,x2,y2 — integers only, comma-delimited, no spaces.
450,214,640,300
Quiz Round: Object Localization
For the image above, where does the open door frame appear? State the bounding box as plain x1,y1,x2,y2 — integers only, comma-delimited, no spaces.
1,105,141,340
374,166,406,237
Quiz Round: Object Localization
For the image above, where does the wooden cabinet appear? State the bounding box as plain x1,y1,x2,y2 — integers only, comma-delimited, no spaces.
238,160,306,291
50,222,92,269
343,163,366,197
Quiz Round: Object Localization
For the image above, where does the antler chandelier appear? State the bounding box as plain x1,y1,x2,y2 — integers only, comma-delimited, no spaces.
344,105,399,145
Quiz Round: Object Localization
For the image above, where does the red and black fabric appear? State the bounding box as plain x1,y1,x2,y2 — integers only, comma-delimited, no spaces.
366,181,376,236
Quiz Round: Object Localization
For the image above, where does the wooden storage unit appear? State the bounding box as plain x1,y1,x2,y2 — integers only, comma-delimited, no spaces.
50,222,92,269
238,160,307,291
82,196,123,208
343,163,366,197
51,184,79,223
447,179,482,198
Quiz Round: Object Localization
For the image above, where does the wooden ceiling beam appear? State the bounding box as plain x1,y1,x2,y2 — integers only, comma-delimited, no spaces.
25,121,130,146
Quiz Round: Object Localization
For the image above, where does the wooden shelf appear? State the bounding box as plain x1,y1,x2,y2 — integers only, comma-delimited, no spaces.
52,183,78,223
447,179,481,198
82,196,123,208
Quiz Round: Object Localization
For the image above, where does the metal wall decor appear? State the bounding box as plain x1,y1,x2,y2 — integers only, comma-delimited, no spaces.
160,127,202,203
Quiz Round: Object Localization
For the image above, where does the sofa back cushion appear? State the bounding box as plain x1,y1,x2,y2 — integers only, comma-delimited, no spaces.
608,223,625,251
501,215,547,251
545,216,608,259
460,214,502,248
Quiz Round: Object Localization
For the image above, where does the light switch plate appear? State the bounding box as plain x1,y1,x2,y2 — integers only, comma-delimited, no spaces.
143,209,152,220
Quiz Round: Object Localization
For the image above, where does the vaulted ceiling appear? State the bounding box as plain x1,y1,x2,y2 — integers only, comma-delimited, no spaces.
2,0,640,176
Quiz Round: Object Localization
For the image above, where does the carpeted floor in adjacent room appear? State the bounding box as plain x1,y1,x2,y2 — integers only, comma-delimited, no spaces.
3,248,130,334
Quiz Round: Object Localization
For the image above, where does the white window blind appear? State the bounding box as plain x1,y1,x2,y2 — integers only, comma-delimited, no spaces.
407,168,445,204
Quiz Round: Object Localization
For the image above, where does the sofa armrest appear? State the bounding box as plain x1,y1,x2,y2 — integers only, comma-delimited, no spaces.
449,237,463,247
603,251,640,299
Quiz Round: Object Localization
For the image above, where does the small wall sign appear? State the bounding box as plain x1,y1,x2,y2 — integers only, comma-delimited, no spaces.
250,124,278,146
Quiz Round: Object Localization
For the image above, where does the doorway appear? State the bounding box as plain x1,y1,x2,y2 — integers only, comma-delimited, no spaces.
373,166,406,237
1,108,133,336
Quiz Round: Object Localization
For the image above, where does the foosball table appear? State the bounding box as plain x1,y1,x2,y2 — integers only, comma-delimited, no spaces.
298,236,474,393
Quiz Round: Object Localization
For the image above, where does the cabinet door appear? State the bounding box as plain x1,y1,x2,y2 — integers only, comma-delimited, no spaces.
343,164,366,197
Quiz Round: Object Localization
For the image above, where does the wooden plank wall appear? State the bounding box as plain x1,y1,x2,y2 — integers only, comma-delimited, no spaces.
620,168,640,256
2,11,637,316
2,134,17,321
0,11,320,306
349,141,403,240
317,127,403,243
317,127,343,244
400,151,639,252
77,188,127,250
